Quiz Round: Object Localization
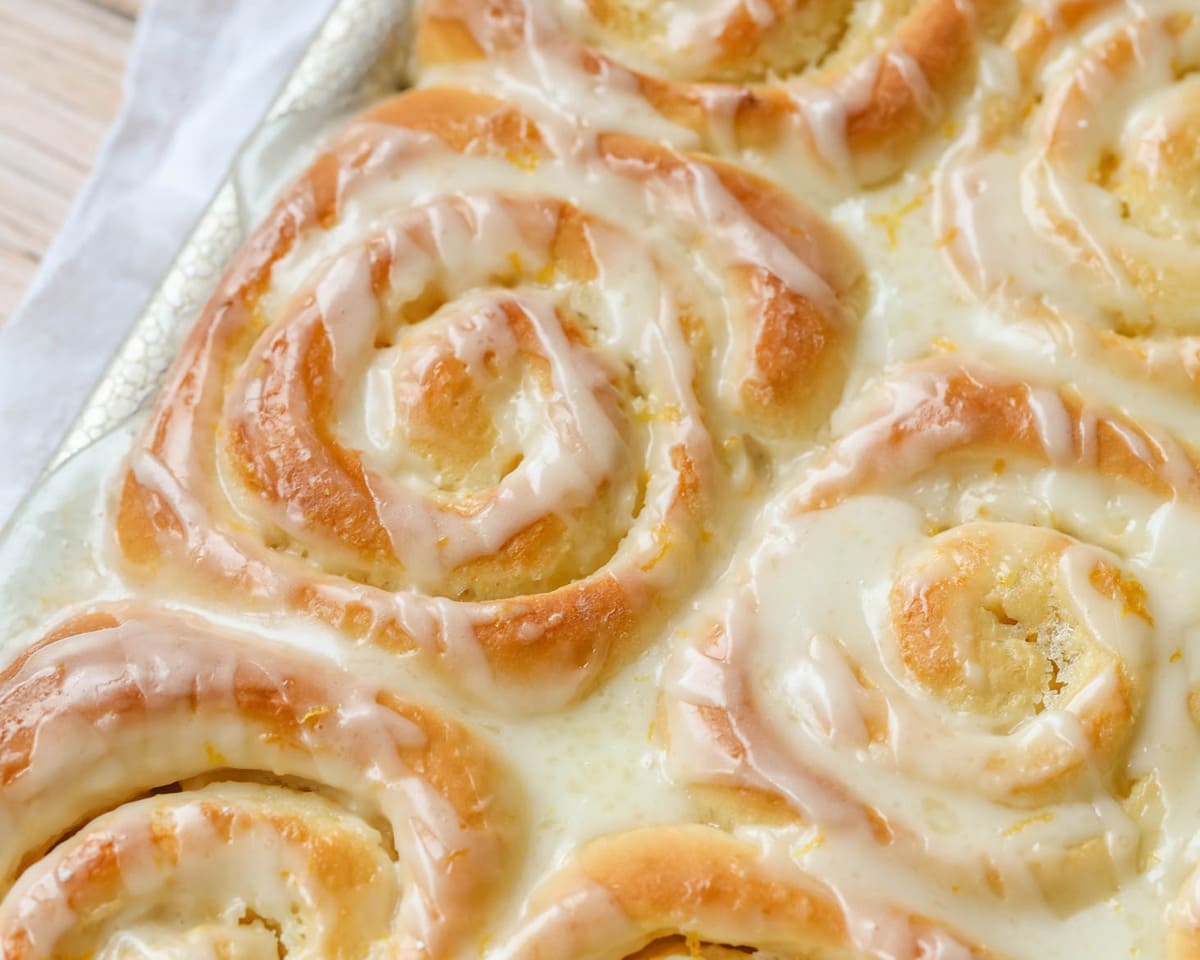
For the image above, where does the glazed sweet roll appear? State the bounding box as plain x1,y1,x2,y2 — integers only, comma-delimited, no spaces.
492,825,993,959
415,0,1015,189
936,1,1200,388
665,360,1200,913
0,606,518,959
115,87,863,711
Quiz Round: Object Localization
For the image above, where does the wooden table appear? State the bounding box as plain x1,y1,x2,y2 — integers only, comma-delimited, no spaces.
0,0,138,322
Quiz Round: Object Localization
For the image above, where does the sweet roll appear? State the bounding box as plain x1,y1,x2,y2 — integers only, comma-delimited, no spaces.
415,0,1014,187
665,360,1196,910
114,87,863,711
0,606,518,959
936,0,1200,386
492,825,993,959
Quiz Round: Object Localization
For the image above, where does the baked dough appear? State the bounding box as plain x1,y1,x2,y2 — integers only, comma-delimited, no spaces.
2,0,1200,956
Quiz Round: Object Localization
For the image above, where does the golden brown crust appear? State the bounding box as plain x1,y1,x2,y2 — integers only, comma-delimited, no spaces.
0,605,519,958
499,825,995,958
1,788,393,960
937,2,1200,389
417,0,1012,183
803,368,1200,508
665,362,1183,908
889,524,1141,797
114,86,861,709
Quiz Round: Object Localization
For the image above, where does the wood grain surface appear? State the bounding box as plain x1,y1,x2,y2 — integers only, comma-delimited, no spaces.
0,0,138,322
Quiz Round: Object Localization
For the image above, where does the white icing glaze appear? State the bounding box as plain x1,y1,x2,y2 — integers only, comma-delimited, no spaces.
0,784,398,960
661,358,1200,954
0,610,509,958
7,2,1200,955
935,0,1200,357
417,0,973,195
113,88,868,715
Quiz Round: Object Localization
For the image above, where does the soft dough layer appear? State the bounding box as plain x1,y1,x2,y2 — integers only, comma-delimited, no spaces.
666,359,1200,948
0,606,520,960
8,1,1200,957
936,0,1200,390
112,87,864,713
416,0,1017,188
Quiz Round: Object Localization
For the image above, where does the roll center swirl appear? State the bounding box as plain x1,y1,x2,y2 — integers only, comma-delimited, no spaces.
890,522,1148,747
333,289,636,599
220,193,677,603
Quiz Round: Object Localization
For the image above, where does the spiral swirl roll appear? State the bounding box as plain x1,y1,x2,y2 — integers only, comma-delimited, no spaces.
665,360,1199,909
937,1,1200,383
492,825,992,959
416,0,1011,186
0,606,517,959
115,87,863,710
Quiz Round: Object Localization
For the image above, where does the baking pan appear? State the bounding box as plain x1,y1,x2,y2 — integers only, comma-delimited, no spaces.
50,0,414,469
